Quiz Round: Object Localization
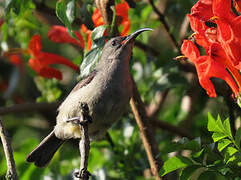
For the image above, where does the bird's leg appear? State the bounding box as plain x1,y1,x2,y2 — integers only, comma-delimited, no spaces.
72,102,92,180
65,103,92,125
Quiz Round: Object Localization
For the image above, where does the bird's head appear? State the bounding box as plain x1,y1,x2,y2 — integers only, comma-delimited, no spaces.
99,28,153,65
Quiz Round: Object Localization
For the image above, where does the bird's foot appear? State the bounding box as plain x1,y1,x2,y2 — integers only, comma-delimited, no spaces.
74,168,91,179
65,102,92,125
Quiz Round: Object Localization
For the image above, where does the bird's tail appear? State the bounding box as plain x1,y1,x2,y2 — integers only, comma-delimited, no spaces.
26,130,64,167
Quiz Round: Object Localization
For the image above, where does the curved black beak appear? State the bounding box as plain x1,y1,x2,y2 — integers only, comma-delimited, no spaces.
122,28,153,45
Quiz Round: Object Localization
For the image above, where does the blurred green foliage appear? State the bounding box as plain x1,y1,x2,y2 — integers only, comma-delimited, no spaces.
0,0,241,179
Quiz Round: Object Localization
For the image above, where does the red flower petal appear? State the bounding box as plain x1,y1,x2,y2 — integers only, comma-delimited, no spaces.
181,40,200,62
120,20,130,36
191,0,213,21
28,35,42,56
92,9,104,27
48,26,85,49
212,0,235,21
181,40,239,97
35,52,79,72
29,58,62,80
116,1,130,21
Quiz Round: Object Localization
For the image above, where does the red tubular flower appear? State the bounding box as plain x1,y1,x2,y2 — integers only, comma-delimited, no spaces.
234,0,241,13
191,0,213,21
28,35,79,80
210,0,241,70
181,40,239,97
48,25,85,49
115,1,130,36
81,0,130,50
188,14,216,50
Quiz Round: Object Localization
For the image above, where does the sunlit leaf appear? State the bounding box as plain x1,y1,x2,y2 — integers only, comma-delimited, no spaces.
217,139,231,152
160,156,193,176
223,117,233,139
212,132,227,142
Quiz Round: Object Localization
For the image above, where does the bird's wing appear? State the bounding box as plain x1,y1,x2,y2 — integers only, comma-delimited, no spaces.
70,70,97,94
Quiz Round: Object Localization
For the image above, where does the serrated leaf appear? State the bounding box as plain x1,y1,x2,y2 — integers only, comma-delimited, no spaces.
235,127,241,149
179,165,203,180
226,147,238,156
226,155,237,164
223,117,233,139
207,113,219,132
160,156,193,176
216,115,225,132
217,139,231,152
212,132,227,142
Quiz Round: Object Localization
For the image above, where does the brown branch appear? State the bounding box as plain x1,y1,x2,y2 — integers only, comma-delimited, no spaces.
0,102,61,115
150,119,193,139
146,89,169,118
0,119,18,180
147,0,179,52
130,78,162,180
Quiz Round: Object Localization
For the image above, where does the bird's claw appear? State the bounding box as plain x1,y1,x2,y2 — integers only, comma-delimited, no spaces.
74,168,91,179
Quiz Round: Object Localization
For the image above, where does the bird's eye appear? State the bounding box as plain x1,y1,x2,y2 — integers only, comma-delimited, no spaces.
111,40,117,46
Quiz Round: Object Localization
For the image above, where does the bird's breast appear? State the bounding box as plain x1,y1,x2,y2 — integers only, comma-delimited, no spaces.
55,68,133,140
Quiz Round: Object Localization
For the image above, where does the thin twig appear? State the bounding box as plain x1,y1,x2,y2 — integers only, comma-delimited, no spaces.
0,119,18,180
150,119,194,139
0,102,61,115
130,78,162,180
147,0,179,52
146,89,169,118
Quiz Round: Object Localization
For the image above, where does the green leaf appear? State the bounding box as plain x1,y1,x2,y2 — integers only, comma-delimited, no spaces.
91,25,107,49
5,0,33,17
235,127,241,149
80,47,102,77
80,26,107,78
192,149,204,158
226,147,238,156
223,117,233,138
207,113,218,132
212,132,227,142
217,139,231,152
226,155,237,164
56,0,76,38
179,165,203,180
216,115,225,132
160,156,193,176
66,0,75,24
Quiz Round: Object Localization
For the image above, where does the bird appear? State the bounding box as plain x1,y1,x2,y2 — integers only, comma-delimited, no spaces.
26,28,152,167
